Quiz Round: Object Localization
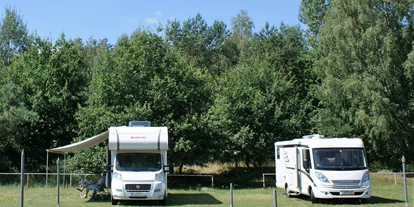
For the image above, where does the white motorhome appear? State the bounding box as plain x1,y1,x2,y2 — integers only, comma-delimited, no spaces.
274,134,370,203
106,121,172,205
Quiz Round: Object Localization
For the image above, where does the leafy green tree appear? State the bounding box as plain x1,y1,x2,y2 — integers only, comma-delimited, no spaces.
299,0,331,44
230,10,254,56
209,20,239,77
209,21,313,168
211,60,303,168
252,21,315,130
0,82,38,171
165,14,237,77
0,6,31,67
0,35,91,171
83,37,112,72
313,0,414,169
74,29,213,173
251,22,312,92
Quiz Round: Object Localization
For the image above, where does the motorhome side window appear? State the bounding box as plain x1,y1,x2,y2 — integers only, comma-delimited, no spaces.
116,153,162,171
276,146,280,159
312,148,367,170
303,149,311,169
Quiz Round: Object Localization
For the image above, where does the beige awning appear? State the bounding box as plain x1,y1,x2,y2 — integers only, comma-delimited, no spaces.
47,131,109,154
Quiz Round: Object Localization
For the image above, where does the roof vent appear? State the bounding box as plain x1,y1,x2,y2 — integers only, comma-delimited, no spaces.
303,134,324,139
128,121,151,127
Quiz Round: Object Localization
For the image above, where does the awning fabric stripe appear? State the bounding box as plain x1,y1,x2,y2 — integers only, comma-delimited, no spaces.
47,131,109,154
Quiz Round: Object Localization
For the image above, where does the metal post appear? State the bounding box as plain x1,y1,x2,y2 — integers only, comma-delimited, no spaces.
46,151,49,189
402,155,408,207
20,149,25,207
56,158,60,207
263,174,265,188
273,189,277,207
63,153,66,188
230,183,233,207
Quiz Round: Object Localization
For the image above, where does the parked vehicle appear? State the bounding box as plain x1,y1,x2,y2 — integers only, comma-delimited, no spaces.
274,134,370,203
107,121,173,205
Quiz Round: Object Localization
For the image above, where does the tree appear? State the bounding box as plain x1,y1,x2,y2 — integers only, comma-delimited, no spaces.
74,29,214,173
230,10,254,55
211,60,306,168
165,14,237,77
83,37,112,72
313,0,414,170
299,0,331,38
0,6,31,67
0,35,91,171
209,22,312,168
0,82,38,171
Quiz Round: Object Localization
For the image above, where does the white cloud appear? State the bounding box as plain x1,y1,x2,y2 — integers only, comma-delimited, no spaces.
145,17,160,24
155,11,162,16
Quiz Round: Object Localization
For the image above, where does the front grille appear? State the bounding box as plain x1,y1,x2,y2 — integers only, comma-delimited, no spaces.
331,180,361,188
331,180,360,185
125,184,151,192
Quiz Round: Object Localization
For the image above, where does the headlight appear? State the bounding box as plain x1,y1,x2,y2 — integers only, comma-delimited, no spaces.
315,172,330,183
113,171,122,180
361,173,370,184
155,172,164,181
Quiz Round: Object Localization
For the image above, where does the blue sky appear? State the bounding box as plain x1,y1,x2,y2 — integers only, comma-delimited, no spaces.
0,0,303,44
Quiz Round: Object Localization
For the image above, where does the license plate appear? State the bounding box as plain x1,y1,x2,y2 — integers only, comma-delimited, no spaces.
130,192,145,197
340,191,355,195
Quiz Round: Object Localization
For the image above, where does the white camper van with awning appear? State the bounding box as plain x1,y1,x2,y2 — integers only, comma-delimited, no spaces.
47,121,172,205
275,134,370,203
107,121,171,205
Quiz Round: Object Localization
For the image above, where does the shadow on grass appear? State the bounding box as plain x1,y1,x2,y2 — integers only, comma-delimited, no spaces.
290,194,403,205
85,194,111,202
166,192,222,205
365,195,404,205
85,193,222,206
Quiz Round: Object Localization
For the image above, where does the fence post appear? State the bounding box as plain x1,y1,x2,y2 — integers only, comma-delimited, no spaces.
63,153,66,188
273,189,277,207
46,151,49,189
230,183,233,207
20,149,25,207
56,158,60,207
263,174,265,188
402,155,408,207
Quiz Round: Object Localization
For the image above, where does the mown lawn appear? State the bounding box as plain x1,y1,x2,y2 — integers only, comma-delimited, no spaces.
0,174,412,207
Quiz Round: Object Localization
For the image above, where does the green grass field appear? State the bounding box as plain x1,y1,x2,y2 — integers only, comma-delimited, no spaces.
0,174,413,207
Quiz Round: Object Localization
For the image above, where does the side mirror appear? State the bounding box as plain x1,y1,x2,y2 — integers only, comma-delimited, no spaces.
103,165,113,173
164,163,174,174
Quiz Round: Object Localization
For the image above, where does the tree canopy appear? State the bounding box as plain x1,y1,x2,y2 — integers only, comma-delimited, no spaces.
0,1,413,173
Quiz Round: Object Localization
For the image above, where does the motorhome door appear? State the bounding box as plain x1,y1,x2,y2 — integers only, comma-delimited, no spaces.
283,147,299,192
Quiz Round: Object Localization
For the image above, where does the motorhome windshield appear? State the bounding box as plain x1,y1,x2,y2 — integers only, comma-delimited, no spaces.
313,148,367,170
116,153,161,172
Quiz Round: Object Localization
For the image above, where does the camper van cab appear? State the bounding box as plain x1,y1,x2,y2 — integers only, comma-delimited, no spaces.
107,121,171,205
275,134,370,203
